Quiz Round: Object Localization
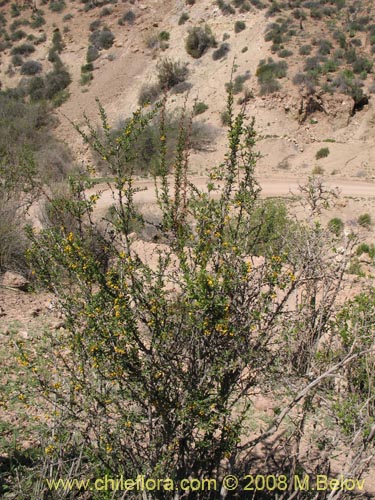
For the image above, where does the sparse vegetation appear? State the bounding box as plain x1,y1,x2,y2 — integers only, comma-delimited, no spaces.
90,27,115,50
278,48,293,58
49,0,66,12
11,43,35,56
100,6,112,17
299,44,312,55
185,24,216,58
157,57,189,90
312,165,325,175
225,71,250,94
193,101,208,115
358,213,372,229
234,20,246,33
178,12,189,25
328,217,344,236
118,10,136,25
216,0,235,15
20,60,42,76
30,14,45,29
256,57,287,95
159,31,170,41
138,82,161,106
212,42,230,60
316,147,330,159
86,44,99,63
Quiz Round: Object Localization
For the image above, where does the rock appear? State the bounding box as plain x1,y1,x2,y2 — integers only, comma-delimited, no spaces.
0,272,29,291
52,320,65,330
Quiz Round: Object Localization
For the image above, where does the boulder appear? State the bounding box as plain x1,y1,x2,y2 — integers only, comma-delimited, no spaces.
0,271,29,291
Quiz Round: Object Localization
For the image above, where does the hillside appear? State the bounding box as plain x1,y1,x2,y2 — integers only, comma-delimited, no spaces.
1,0,375,179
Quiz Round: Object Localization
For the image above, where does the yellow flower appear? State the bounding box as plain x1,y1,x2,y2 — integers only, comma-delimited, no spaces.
45,445,55,455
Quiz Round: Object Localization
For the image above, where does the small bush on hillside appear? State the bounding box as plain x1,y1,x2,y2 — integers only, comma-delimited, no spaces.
87,45,99,63
118,10,136,25
81,63,94,72
318,39,332,55
178,12,189,25
138,83,161,106
256,57,287,82
63,13,74,21
185,25,216,58
358,213,372,228
278,48,293,58
20,60,42,75
299,44,311,55
356,243,375,258
216,0,235,15
100,7,112,17
352,57,372,75
332,70,364,103
225,71,250,94
10,3,20,18
11,43,35,56
30,15,45,29
237,87,253,104
10,18,29,31
48,48,62,65
212,42,230,60
257,58,286,95
80,71,93,85
52,30,64,53
316,147,330,160
89,20,101,32
11,54,23,66
266,1,281,17
28,66,72,101
90,28,115,50
44,68,72,99
304,56,322,73
170,81,193,94
259,79,281,95
328,217,344,236
157,58,189,90
49,0,66,12
193,101,208,115
10,29,26,41
312,165,324,175
234,20,246,33
159,31,170,41
333,29,346,49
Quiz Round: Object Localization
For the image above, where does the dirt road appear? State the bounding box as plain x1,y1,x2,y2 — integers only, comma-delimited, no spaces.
89,176,375,214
